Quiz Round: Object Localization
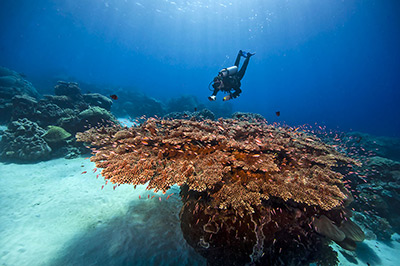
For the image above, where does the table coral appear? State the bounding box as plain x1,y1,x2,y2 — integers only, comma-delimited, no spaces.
77,118,358,215
77,117,363,265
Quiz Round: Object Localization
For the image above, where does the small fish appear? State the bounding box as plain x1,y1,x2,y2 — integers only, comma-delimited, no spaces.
81,171,87,174
159,197,162,201
275,111,280,117
194,107,197,112
139,195,141,199
110,94,118,100
101,185,104,190
166,193,174,200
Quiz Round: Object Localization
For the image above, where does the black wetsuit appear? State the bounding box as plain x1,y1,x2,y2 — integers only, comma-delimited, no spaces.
211,51,251,99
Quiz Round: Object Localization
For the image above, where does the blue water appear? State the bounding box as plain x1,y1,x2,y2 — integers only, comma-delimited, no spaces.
1,0,399,137
1,2,400,265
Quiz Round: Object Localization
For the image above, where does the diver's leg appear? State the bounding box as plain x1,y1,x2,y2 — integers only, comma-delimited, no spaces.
237,56,250,80
208,88,219,101
234,51,242,67
208,88,218,101
211,88,219,96
232,87,242,98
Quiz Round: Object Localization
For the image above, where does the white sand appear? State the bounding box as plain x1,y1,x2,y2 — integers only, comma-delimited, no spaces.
334,234,400,266
0,157,204,266
0,157,399,266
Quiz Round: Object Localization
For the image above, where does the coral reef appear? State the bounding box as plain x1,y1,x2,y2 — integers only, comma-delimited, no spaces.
77,106,117,128
205,100,233,118
313,214,364,251
344,132,400,162
163,109,215,121
0,118,51,161
10,81,117,133
313,130,400,241
77,117,363,265
0,66,40,122
166,95,204,114
351,156,400,239
231,111,266,123
109,88,165,118
77,118,358,213
54,81,83,100
42,126,72,143
83,93,113,111
1,77,117,162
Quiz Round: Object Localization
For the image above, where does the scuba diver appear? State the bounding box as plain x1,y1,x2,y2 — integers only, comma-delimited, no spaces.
208,50,255,101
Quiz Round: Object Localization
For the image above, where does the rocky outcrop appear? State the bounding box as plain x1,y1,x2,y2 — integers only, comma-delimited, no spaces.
0,118,51,162
0,67,40,123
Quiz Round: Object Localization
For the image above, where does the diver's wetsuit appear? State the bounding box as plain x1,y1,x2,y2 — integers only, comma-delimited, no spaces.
211,51,252,99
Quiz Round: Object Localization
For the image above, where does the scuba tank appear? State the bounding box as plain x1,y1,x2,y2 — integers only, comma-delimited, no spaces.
219,66,238,77
208,66,238,91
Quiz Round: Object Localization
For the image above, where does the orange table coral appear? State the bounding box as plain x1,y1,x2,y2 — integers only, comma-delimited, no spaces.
77,117,365,265
77,117,358,216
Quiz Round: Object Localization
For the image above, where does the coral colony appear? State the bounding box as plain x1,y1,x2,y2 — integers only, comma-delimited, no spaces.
77,116,365,265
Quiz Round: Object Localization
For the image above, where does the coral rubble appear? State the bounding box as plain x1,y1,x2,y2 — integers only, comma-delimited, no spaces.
77,117,363,265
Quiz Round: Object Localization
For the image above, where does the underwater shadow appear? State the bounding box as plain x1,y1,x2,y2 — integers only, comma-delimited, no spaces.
355,242,381,265
49,197,206,266
339,250,358,264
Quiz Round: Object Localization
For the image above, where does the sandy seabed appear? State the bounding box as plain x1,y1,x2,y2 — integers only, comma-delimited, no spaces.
0,157,399,266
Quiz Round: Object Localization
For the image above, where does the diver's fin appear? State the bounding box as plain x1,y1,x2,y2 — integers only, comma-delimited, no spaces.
240,50,255,58
208,95,216,101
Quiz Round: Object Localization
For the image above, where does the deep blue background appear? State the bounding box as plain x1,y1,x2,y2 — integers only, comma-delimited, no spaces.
1,0,399,137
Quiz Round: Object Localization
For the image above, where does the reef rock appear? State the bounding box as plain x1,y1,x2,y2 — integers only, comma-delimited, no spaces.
345,132,400,162
42,126,71,143
232,111,266,122
78,106,116,124
313,215,346,242
83,93,113,111
110,89,164,118
11,94,39,119
43,95,76,109
0,66,40,123
166,95,204,114
0,118,51,162
54,81,82,100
